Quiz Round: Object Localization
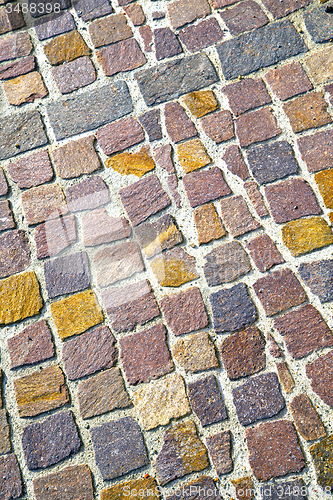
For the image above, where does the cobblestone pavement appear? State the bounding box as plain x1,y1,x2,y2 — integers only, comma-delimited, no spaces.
1,0,333,498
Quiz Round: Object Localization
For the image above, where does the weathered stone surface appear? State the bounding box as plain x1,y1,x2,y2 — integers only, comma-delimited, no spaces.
155,420,209,485
97,38,146,76
204,241,251,286
134,214,182,258
88,13,132,47
63,325,117,380
90,417,149,480
304,48,333,85
138,109,162,141
0,55,35,80
246,420,305,481
247,140,298,185
179,17,224,52
200,110,234,143
315,168,333,209
100,477,159,500
102,279,160,332
139,25,153,52
82,209,130,247
236,107,281,147
222,145,249,180
261,0,311,18
167,0,210,29
160,286,208,336
124,4,145,25
223,77,271,116
0,168,8,196
284,92,331,133
66,176,110,212
120,324,173,385
0,409,11,455
231,477,253,500
183,167,231,208
310,435,333,490
265,61,312,100
35,214,76,259
150,247,198,287
73,0,112,21
172,332,218,373
22,411,81,470
22,184,67,226
221,0,268,35
299,259,333,303
154,27,182,60
246,234,284,273
220,195,260,237
97,117,144,156
253,269,307,316
133,374,190,429
0,230,30,279
233,372,285,426
194,203,225,245
0,111,48,161
8,320,54,369
136,54,218,106
52,56,96,94
0,31,32,62
245,180,269,218
306,351,333,407
44,30,90,65
78,368,130,419
4,71,48,106
210,283,257,333
14,365,69,417
164,102,197,143
177,139,211,174
282,217,333,256
289,394,326,441
51,136,100,180
304,3,333,43
206,431,232,475
93,242,144,288
46,82,132,140
265,178,321,224
182,90,218,118
217,20,307,80
298,129,333,173
7,150,53,188
276,362,295,394
0,4,25,34
106,146,155,177
44,251,90,298
167,476,221,500
221,326,266,380
120,174,170,226
0,271,43,326
0,454,22,500
274,304,333,359
0,200,14,231
51,289,103,340
34,12,75,40
33,465,94,500
188,375,227,426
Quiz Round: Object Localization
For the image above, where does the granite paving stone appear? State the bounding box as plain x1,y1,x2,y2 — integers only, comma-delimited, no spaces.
73,0,112,21
100,477,159,500
0,31,32,62
160,286,208,335
246,420,305,480
167,0,210,29
315,169,333,208
204,241,251,286
62,325,117,380
310,435,333,490
253,269,307,316
298,129,333,173
120,323,174,384
124,4,146,25
133,373,190,429
220,0,268,35
244,180,269,218
33,465,94,500
101,279,160,332
299,259,333,303
0,454,22,500
164,102,197,143
166,476,222,500
222,145,249,180
88,13,132,47
276,361,295,394
176,139,211,174
51,56,96,94
231,477,254,500
261,0,311,18
187,375,227,426
34,214,76,259
44,251,90,298
210,283,257,333
78,367,130,419
154,420,209,484
206,431,232,475
304,3,333,43
265,62,312,101
90,417,149,480
304,48,333,85
246,234,284,272
107,144,155,177
0,4,25,34
0,409,11,455
183,167,231,208
44,31,90,66
0,229,31,278
8,320,54,369
65,176,110,212
154,27,182,60
232,372,285,426
3,71,48,106
134,213,182,257
236,107,281,147
194,203,226,244
22,410,81,469
7,150,53,188
178,18,224,52
282,217,333,256
0,201,15,232
0,168,8,196
220,195,260,237
220,325,266,380
200,110,234,143
0,55,36,80
289,394,326,441
283,92,332,133
150,247,198,287
306,351,333,407
223,78,271,117
22,184,67,225
51,135,101,180
138,109,162,141
97,38,147,76
172,332,218,373
34,12,76,40
182,89,218,118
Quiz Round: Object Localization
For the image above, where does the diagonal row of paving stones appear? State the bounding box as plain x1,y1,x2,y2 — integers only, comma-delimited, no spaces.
1,0,333,499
